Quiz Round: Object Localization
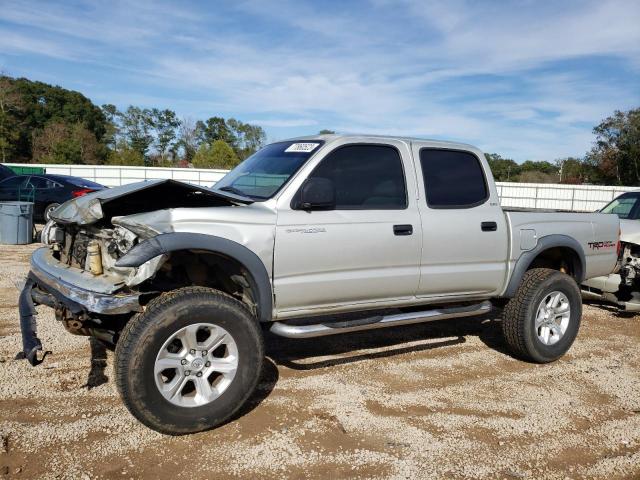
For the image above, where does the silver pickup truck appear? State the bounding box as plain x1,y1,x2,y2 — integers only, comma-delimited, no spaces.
18,134,620,434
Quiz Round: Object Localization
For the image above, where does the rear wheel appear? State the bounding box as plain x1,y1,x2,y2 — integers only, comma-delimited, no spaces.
114,287,264,434
502,268,581,363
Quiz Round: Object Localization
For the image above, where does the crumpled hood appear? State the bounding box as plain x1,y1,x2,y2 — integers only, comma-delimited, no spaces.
50,179,251,225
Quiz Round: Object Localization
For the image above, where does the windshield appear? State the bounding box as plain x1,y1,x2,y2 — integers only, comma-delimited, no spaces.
600,193,640,219
213,140,324,199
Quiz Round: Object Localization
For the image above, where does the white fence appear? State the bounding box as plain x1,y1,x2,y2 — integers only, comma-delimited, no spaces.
496,182,637,211
6,163,639,212
5,163,228,188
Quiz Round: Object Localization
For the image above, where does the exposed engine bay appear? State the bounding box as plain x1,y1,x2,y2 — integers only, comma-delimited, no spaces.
618,242,640,303
582,239,640,312
27,179,258,349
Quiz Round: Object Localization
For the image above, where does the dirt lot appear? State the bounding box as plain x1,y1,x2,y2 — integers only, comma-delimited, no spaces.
0,242,639,480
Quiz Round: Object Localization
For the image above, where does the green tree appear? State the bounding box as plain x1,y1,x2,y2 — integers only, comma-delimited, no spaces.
176,117,202,163
4,75,107,162
0,76,23,163
227,118,266,159
192,140,239,169
197,117,236,147
106,142,145,166
520,160,558,176
587,108,640,186
121,106,154,159
32,121,101,164
101,103,120,150
484,153,520,181
556,157,585,184
318,129,335,134
151,108,180,163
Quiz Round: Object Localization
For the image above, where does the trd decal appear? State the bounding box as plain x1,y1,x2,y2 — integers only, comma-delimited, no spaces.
588,241,616,250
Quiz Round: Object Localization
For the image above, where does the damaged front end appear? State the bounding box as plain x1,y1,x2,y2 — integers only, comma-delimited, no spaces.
17,179,250,365
582,240,640,313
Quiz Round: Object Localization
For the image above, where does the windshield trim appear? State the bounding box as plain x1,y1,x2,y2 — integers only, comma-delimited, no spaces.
212,140,325,202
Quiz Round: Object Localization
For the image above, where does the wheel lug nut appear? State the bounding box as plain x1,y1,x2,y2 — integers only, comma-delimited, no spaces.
201,351,207,357
181,359,187,365
185,370,191,376
196,372,203,377
205,361,211,367
189,349,196,355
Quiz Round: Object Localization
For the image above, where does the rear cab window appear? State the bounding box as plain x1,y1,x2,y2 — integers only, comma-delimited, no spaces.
419,149,488,208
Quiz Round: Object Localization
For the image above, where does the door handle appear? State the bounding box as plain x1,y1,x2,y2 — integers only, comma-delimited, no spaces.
481,221,497,232
393,224,413,236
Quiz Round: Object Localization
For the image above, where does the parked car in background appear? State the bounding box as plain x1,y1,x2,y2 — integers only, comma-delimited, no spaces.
582,191,640,312
0,174,106,221
0,164,16,181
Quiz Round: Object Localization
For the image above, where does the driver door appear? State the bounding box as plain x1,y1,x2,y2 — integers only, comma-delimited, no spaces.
273,141,422,315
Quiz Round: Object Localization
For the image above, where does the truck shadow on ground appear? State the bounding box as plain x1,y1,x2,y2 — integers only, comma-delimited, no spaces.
264,309,511,371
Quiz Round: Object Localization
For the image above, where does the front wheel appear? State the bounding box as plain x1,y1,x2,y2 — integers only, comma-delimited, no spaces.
502,268,582,363
114,287,264,434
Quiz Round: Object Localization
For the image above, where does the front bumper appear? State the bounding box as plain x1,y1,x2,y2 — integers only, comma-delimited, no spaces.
17,247,142,366
581,274,640,313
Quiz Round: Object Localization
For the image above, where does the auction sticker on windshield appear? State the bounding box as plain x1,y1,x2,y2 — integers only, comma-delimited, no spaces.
285,143,320,153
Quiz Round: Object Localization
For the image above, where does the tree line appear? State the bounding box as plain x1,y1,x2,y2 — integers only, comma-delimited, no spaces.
485,107,639,186
0,74,638,185
0,75,266,169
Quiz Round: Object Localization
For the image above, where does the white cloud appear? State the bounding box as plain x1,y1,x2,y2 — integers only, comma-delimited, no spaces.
0,0,638,161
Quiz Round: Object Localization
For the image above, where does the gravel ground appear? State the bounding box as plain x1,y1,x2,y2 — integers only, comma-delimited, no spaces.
0,242,639,479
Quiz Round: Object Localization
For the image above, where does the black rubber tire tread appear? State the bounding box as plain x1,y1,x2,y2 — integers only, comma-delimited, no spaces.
502,268,581,363
114,286,264,435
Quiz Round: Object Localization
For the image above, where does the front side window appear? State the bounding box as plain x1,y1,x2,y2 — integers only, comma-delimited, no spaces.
309,144,407,209
420,149,488,208
601,193,640,219
213,141,324,200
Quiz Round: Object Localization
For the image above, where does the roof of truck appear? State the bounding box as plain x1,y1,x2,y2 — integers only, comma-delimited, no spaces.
282,133,479,151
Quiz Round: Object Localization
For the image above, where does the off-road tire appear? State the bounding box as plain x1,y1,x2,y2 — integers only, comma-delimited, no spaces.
502,268,581,363
114,287,264,435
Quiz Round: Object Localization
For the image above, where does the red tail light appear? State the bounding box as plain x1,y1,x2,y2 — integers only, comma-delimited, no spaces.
71,188,94,198
617,227,622,257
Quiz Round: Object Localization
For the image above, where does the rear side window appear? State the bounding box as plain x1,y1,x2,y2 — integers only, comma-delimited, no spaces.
310,144,407,209
420,149,488,208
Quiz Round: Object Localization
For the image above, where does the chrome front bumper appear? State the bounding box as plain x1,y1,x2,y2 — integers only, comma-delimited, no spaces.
28,247,142,315
17,248,142,366
581,274,640,313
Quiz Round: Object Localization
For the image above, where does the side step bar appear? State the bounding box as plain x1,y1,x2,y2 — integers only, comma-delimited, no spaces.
269,301,492,339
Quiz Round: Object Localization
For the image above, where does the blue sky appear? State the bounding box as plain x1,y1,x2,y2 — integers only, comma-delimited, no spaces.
1,0,639,162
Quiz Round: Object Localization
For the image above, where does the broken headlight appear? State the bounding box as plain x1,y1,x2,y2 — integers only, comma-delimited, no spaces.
107,226,138,258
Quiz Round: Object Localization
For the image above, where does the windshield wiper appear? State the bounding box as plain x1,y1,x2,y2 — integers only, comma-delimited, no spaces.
218,186,251,197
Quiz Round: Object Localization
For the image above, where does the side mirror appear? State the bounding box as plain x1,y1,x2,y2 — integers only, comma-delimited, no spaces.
296,177,335,210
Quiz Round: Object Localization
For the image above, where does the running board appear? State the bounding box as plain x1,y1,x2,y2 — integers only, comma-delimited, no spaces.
269,301,492,339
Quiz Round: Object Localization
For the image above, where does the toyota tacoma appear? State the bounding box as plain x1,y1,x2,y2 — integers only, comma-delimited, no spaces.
18,135,620,434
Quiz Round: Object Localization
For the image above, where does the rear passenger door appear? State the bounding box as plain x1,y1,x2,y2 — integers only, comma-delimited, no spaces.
274,141,422,313
414,146,508,297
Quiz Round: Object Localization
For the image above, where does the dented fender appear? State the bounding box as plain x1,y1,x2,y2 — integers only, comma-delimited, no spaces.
116,232,274,322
